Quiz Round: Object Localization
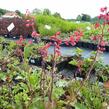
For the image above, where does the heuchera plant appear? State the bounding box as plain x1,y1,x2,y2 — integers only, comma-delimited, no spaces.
38,30,83,104
91,7,109,52
85,7,109,80
25,9,40,38
62,7,109,106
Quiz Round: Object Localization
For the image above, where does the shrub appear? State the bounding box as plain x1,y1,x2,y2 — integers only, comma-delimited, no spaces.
35,15,90,36
0,17,33,37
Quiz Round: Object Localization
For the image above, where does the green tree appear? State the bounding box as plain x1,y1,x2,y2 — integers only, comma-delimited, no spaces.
81,14,91,22
15,10,23,17
43,8,51,15
32,8,42,15
76,15,82,21
53,12,61,18
0,8,7,16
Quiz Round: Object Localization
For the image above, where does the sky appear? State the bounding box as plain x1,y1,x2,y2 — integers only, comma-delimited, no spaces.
0,0,109,19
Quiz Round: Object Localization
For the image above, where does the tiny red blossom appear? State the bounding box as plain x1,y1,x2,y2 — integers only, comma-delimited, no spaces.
100,7,107,13
31,31,40,38
55,31,61,36
95,22,100,29
28,40,33,44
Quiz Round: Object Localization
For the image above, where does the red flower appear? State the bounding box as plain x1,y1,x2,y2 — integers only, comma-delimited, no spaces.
28,40,33,44
70,36,74,42
55,43,60,49
90,35,100,41
74,31,79,36
16,35,25,46
55,49,61,56
55,31,61,36
31,31,36,37
64,40,69,45
69,36,76,46
31,31,40,38
75,36,81,42
56,39,62,45
50,35,57,40
95,22,100,29
41,42,52,51
98,14,104,19
98,46,105,52
100,40,108,46
100,7,107,13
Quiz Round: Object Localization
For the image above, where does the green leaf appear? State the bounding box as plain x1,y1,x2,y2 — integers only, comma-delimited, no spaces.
56,79,69,87
75,47,84,55
24,45,31,59
69,59,78,66
75,103,87,109
29,73,40,86
53,86,64,99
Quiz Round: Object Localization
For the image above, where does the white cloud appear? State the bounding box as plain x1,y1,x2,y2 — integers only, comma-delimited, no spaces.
0,0,109,19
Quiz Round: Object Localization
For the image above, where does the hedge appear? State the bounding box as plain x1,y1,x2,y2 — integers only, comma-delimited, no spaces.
35,15,90,36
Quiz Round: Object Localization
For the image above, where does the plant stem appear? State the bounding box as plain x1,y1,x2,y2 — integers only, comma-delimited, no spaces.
40,59,46,103
85,23,105,80
49,44,56,102
68,23,105,105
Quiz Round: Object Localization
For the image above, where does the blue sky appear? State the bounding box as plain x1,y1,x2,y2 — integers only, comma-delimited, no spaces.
0,0,109,19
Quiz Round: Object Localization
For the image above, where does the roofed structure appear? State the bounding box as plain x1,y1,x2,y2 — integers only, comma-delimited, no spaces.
2,12,21,18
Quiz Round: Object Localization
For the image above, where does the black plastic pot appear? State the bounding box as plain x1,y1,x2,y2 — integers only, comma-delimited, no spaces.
83,42,89,48
105,45,109,52
87,43,94,50
29,57,42,66
93,44,97,50
76,41,83,47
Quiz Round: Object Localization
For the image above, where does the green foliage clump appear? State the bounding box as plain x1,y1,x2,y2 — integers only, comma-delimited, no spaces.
35,15,90,36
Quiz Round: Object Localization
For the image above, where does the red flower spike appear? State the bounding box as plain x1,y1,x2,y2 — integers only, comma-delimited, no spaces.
70,41,76,46
55,44,60,49
39,42,52,58
25,9,30,16
16,35,25,46
70,36,74,42
100,7,107,13
98,14,104,19
57,39,62,45
50,35,57,40
30,23,34,26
